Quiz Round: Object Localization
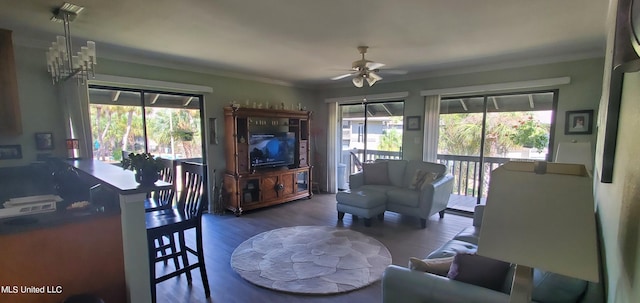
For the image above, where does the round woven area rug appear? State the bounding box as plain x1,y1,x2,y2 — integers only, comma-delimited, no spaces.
230,226,392,294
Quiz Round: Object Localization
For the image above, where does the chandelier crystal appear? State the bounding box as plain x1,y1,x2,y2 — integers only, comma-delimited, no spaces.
45,2,96,84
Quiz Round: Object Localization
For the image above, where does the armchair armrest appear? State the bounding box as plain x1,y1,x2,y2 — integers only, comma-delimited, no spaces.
382,265,510,303
349,171,364,189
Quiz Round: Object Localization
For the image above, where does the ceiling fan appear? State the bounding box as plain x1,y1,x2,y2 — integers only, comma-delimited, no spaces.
330,46,406,87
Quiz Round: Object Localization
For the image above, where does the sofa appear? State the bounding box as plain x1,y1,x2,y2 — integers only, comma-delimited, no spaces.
336,160,454,228
382,205,604,303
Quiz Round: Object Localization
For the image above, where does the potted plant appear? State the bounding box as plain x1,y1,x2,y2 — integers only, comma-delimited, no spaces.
509,116,549,152
121,152,164,186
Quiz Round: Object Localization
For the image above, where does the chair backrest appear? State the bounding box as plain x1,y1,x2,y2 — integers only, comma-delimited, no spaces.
177,161,206,219
151,157,176,207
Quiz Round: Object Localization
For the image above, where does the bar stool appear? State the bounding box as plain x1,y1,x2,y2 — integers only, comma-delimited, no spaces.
146,161,210,303
144,158,175,212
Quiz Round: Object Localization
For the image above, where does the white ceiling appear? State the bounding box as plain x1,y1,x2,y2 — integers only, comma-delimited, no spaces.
0,0,609,88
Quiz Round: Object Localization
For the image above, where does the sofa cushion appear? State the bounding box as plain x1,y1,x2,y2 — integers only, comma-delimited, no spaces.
363,161,390,185
532,270,588,303
446,253,511,291
408,256,455,276
426,240,477,259
359,184,398,194
408,169,439,190
385,160,407,187
386,188,420,208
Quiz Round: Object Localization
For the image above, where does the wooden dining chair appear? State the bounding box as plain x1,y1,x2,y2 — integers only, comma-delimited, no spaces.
145,161,210,303
144,157,175,212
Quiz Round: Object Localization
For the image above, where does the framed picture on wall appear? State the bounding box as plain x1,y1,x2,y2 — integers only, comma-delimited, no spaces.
564,110,594,135
0,145,22,160
35,132,54,150
406,116,421,131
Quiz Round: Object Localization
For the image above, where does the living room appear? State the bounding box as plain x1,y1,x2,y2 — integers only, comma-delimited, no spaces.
0,1,638,303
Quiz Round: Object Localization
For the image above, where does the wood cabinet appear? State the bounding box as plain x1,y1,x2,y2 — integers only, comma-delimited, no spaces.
223,106,312,215
0,29,22,135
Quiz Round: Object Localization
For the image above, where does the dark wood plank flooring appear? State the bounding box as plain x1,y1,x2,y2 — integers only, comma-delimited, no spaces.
155,193,472,303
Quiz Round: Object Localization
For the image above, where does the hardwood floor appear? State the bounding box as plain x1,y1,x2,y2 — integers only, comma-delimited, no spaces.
155,193,472,303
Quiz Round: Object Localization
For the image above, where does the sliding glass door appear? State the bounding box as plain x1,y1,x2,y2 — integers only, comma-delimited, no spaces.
88,86,204,163
438,91,556,212
338,101,404,190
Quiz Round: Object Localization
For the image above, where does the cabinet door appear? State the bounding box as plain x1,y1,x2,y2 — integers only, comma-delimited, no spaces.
280,172,295,196
261,175,278,201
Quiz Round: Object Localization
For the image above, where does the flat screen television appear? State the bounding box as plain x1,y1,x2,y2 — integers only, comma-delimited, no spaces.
249,132,295,168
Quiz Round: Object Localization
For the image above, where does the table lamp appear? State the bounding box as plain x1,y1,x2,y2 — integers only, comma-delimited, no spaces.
477,161,600,303
555,141,593,173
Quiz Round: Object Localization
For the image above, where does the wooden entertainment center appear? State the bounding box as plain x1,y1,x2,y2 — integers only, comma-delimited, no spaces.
223,106,312,215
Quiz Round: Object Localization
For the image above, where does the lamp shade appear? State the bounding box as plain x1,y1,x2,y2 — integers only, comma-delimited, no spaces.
555,141,593,173
477,161,599,283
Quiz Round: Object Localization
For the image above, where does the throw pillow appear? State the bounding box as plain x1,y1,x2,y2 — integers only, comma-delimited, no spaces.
446,253,511,291
408,169,439,190
363,161,390,185
408,256,455,277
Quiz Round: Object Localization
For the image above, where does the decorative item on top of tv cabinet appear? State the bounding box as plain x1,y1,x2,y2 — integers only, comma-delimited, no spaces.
223,106,313,216
121,152,163,186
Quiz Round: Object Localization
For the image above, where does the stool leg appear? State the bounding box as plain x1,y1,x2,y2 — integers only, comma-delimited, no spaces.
167,233,180,273
148,233,157,303
377,212,384,221
178,230,192,283
420,219,427,229
338,211,345,220
196,225,210,298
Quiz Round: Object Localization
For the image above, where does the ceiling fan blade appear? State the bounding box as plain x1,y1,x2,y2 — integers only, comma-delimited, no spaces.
379,69,408,75
368,71,383,81
330,73,356,80
366,62,385,70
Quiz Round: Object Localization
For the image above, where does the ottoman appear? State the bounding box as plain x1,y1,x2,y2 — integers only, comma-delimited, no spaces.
336,190,386,227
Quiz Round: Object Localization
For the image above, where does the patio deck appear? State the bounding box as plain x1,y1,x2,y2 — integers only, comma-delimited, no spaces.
447,194,486,213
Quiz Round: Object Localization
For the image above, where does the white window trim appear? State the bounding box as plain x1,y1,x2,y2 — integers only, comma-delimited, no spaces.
89,74,213,94
420,77,570,97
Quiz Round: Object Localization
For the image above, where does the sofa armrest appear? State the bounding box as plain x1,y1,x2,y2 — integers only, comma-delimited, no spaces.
473,205,485,227
382,265,510,303
420,174,454,216
349,171,364,189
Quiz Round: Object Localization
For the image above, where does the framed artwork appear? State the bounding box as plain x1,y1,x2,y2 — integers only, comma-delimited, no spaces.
0,145,22,160
35,132,54,150
564,110,594,135
406,116,421,131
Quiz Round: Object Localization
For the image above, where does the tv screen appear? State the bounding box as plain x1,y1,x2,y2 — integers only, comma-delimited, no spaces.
249,132,295,168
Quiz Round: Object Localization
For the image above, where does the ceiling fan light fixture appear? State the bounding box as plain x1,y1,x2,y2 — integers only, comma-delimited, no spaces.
366,71,382,86
352,76,364,88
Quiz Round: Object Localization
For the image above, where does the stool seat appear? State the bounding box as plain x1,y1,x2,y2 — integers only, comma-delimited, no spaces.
336,190,387,227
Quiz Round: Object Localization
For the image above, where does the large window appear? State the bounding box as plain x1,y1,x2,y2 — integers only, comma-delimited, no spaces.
438,91,557,212
88,86,204,163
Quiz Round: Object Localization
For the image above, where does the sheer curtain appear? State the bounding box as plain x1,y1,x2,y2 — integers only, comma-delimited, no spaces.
422,95,441,162
59,79,92,159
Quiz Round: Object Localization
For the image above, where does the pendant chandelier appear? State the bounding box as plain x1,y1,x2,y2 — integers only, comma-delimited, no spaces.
45,2,96,84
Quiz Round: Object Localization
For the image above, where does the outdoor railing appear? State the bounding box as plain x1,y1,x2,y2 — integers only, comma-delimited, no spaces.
436,154,514,199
